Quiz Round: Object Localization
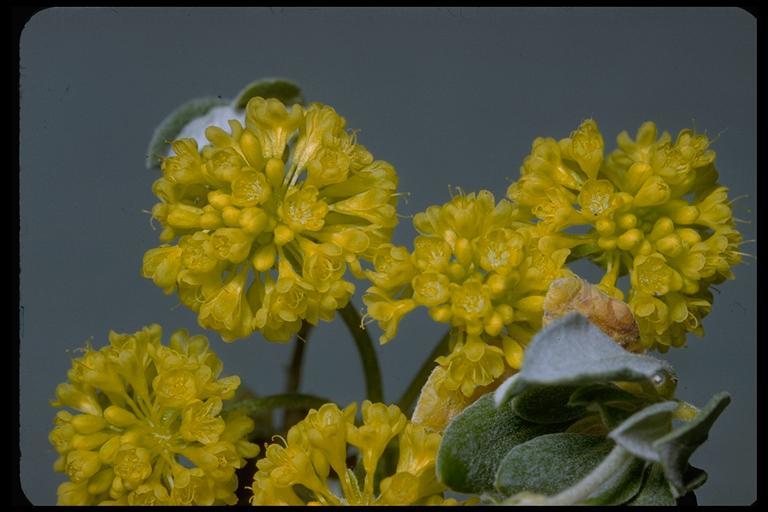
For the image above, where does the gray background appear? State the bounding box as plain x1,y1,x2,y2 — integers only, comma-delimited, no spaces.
20,7,756,505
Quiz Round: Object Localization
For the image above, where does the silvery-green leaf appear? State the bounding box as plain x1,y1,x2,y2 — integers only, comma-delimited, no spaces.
145,96,229,169
565,414,608,436
510,385,586,424
608,401,678,461
234,78,304,109
494,432,614,497
584,457,647,505
172,104,244,151
569,383,650,429
598,403,645,430
679,465,708,493
493,373,519,406
568,383,647,407
626,463,676,506
436,393,567,495
653,392,730,496
502,313,675,399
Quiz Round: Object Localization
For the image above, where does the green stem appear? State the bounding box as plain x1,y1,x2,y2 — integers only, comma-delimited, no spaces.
223,393,331,416
283,321,314,428
396,329,452,415
285,322,313,393
339,302,384,403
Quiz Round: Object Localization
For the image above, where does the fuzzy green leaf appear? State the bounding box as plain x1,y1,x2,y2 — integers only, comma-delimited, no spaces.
495,314,676,405
653,392,730,496
510,385,586,424
436,393,567,495
626,463,676,506
568,383,647,407
494,433,614,497
608,401,678,461
584,457,647,505
145,96,229,169
569,383,650,429
234,78,304,109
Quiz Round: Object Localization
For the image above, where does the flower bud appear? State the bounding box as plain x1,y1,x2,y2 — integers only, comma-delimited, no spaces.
239,207,268,235
595,218,616,236
633,176,671,207
656,234,683,257
104,406,138,427
221,206,241,227
617,228,644,251
273,224,294,246
454,238,473,267
71,432,113,451
71,414,107,434
239,129,264,169
87,468,115,495
648,217,675,241
429,304,452,323
207,190,232,210
66,450,102,483
598,236,617,251
265,158,285,188
167,204,203,229
200,210,223,230
616,213,637,230
252,243,276,271
624,162,653,193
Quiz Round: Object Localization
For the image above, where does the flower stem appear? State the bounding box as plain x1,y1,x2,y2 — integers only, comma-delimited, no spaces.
396,329,452,415
283,321,314,428
339,302,384,403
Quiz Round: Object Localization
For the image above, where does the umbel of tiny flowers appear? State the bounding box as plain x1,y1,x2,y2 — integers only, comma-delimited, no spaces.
143,97,399,342
49,324,260,505
249,401,459,506
507,120,745,351
363,190,573,400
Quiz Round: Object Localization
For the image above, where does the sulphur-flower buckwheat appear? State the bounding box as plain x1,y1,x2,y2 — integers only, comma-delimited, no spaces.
49,325,259,505
507,120,744,350
144,97,399,342
249,401,457,506
363,190,573,398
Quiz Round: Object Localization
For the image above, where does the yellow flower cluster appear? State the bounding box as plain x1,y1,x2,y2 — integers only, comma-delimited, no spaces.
363,190,573,397
507,120,744,350
49,325,259,505
250,401,456,506
143,97,399,341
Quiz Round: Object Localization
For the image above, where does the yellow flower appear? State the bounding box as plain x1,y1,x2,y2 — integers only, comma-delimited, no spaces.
507,119,744,350
49,325,259,505
437,336,506,397
144,97,399,342
249,401,457,506
363,190,571,396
